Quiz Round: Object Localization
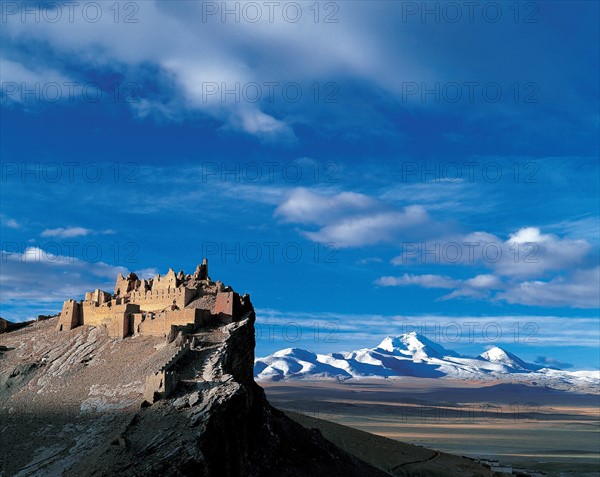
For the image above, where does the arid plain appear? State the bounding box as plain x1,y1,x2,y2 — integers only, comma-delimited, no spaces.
262,378,600,477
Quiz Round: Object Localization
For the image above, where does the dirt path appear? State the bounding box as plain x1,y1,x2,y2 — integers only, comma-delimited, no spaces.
391,449,440,472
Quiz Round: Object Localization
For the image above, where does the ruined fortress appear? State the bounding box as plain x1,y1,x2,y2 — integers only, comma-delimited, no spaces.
55,259,253,403
56,259,252,340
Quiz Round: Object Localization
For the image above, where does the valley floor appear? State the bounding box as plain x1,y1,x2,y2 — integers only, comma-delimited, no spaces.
262,378,600,477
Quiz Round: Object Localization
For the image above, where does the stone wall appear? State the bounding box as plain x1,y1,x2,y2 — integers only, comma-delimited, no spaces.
152,268,178,291
137,308,207,337
84,289,111,305
114,273,140,296
128,287,196,312
56,300,81,331
143,340,191,403
213,292,253,320
82,302,140,327
108,314,131,339
144,371,178,403
213,292,240,318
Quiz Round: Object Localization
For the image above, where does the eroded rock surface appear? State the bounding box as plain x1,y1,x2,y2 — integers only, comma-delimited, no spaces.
0,311,391,477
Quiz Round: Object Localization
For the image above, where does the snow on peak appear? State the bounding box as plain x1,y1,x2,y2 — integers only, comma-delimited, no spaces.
254,335,598,393
480,346,510,361
479,346,531,370
271,348,317,361
377,332,456,360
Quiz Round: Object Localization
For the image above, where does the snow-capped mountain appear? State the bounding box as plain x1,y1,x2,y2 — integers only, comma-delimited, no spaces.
254,332,599,394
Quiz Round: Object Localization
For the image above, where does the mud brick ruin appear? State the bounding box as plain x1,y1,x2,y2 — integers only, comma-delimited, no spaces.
56,259,251,340
55,259,253,404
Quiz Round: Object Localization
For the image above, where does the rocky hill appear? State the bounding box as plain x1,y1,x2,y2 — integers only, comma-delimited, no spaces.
1,266,499,477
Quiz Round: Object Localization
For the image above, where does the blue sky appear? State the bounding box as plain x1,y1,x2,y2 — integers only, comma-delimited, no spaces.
1,1,598,369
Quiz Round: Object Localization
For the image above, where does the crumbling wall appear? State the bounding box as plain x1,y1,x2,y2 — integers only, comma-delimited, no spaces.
56,300,81,331
132,313,144,335
82,303,139,327
144,341,191,403
128,287,195,312
108,314,131,339
212,292,253,320
84,289,111,305
194,258,209,280
137,309,204,337
213,292,241,318
144,371,178,403
114,272,140,296
152,268,178,290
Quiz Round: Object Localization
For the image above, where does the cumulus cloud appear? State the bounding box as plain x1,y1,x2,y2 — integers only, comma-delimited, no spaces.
274,187,433,247
274,188,379,225
393,227,591,279
496,267,600,309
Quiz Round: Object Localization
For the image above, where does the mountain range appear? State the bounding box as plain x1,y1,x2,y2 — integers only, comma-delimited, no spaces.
254,332,599,394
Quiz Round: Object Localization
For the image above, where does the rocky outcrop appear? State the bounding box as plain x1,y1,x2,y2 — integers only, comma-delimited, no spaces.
0,317,34,334
0,271,497,477
0,302,392,477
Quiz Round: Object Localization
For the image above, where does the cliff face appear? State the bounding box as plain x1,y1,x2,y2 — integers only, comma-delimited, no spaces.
0,308,389,477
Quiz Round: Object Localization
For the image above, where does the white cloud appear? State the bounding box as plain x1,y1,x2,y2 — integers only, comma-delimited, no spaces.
356,257,383,265
497,267,600,309
376,274,458,289
1,1,401,138
41,227,91,238
0,214,20,229
0,247,127,307
376,267,599,309
0,247,163,321
275,188,378,225
133,268,160,279
0,58,72,103
275,187,432,247
465,274,502,289
393,227,591,280
0,0,463,138
303,209,429,247
376,272,502,301
41,227,115,238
